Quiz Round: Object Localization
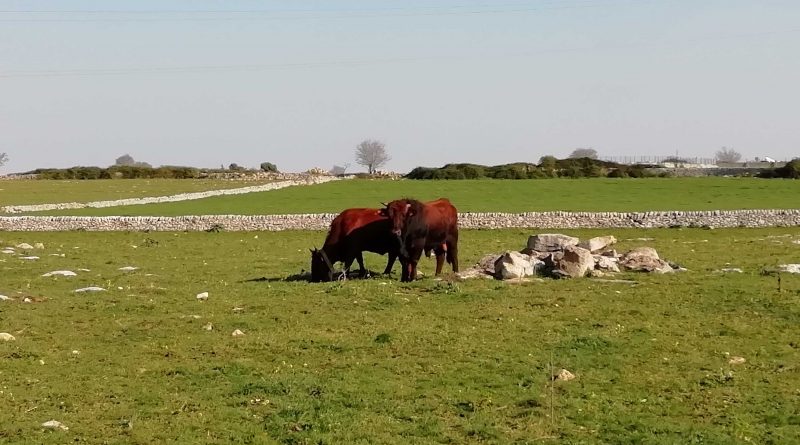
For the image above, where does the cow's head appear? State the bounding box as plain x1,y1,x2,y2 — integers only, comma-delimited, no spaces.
382,200,414,238
309,247,334,282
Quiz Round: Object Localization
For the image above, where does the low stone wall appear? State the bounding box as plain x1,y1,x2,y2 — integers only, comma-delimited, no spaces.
1,176,340,214
646,167,767,177
1,209,799,232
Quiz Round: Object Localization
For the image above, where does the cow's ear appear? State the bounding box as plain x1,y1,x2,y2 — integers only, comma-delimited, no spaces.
404,203,411,214
377,209,387,217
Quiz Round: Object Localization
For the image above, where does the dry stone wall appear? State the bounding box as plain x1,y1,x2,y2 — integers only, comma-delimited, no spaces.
1,176,339,214
2,209,800,232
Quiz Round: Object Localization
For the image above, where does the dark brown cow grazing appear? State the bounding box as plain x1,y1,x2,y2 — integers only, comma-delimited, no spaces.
310,208,399,282
383,198,459,282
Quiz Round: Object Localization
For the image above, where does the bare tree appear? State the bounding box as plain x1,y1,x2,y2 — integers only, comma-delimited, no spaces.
568,148,598,159
0,152,8,167
715,146,742,164
355,139,390,174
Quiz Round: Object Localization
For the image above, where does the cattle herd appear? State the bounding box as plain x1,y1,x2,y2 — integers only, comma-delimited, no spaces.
310,198,459,282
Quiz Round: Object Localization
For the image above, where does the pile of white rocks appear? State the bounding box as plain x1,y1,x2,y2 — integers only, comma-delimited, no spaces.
462,233,682,280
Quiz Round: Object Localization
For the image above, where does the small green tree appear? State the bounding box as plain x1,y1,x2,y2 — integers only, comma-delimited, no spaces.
260,162,278,173
538,155,558,176
568,148,598,159
776,158,800,179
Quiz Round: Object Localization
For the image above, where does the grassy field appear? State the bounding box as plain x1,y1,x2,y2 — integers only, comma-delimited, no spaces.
0,179,276,207
18,177,800,216
1,228,799,444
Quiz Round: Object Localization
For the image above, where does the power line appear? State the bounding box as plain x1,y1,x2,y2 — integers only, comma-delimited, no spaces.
3,27,798,79
0,0,650,22
0,0,617,14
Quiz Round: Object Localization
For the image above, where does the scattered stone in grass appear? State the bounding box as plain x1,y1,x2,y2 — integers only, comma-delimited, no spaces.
78,268,91,272
553,246,595,278
49,253,65,257
20,256,39,260
74,287,106,293
719,268,744,273
595,255,621,273
0,295,10,301
729,356,747,365
72,350,80,355
777,264,800,274
0,333,16,341
16,243,34,250
34,243,45,249
495,251,541,279
578,235,617,253
203,322,213,331
232,307,244,313
1,249,14,255
41,420,68,431
196,292,209,301
23,297,32,303
528,234,579,252
232,329,245,337
42,270,77,277
454,268,495,280
620,247,673,274
553,369,575,381
118,266,139,272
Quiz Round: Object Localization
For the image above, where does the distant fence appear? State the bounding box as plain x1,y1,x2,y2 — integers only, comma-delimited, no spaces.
601,156,717,165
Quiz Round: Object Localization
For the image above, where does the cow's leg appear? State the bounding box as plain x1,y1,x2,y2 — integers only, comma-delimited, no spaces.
355,252,368,277
405,261,417,282
447,240,459,273
399,257,409,282
384,251,397,275
434,248,446,276
342,255,355,277
407,244,425,281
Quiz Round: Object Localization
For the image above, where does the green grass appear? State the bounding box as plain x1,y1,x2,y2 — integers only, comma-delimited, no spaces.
1,227,799,444
22,177,800,216
0,179,276,207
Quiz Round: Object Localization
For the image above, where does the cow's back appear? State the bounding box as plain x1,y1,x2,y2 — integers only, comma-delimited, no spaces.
422,198,458,239
325,208,382,245
324,208,394,257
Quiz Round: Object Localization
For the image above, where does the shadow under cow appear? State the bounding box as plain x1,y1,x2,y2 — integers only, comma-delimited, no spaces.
243,269,394,283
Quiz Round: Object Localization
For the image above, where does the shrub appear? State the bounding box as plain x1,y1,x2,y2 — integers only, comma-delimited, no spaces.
260,162,278,173
760,158,800,179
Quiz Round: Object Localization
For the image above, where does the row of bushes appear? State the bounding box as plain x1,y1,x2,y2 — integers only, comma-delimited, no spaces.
406,159,661,180
758,159,800,179
29,165,203,180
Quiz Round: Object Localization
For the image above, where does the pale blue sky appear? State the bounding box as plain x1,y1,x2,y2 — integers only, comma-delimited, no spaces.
2,0,799,173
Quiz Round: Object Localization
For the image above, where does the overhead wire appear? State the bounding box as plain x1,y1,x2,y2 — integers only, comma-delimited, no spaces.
0,0,653,22
3,27,799,79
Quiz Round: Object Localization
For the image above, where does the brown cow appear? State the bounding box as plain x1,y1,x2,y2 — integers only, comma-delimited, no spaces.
382,198,459,282
310,208,399,282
